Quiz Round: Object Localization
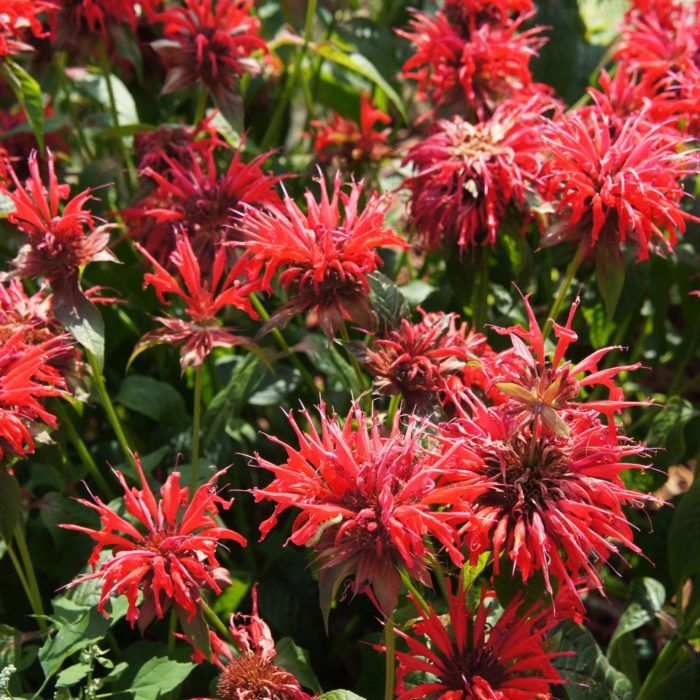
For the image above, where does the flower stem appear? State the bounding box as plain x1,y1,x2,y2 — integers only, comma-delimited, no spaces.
96,40,137,193
86,349,135,468
384,615,396,700
249,294,318,393
53,400,116,500
13,526,48,634
542,240,586,341
5,538,42,632
202,600,234,645
193,85,208,126
190,364,203,491
339,322,369,394
399,568,430,615
387,394,401,427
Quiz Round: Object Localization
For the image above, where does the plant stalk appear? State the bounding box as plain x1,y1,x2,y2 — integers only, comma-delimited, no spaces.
543,240,586,340
384,615,396,700
13,526,48,634
190,364,203,490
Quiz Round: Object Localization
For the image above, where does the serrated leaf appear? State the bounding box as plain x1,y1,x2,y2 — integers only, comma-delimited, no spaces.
275,637,323,693
116,375,187,428
129,655,195,700
553,620,633,700
0,472,21,542
310,42,406,122
668,477,700,587
2,59,45,151
368,271,409,332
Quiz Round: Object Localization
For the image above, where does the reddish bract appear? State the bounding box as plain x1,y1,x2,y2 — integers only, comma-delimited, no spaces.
62,458,245,630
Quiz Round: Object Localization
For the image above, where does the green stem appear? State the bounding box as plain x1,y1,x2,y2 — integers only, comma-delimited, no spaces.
193,85,208,126
250,294,318,393
387,394,401,427
86,350,135,468
542,240,587,341
399,568,430,615
339,322,369,394
57,53,94,161
54,400,116,500
167,608,177,653
190,365,203,491
202,601,234,645
5,539,37,626
260,0,317,150
13,526,48,634
384,615,396,700
471,247,489,330
97,40,137,193
637,636,683,700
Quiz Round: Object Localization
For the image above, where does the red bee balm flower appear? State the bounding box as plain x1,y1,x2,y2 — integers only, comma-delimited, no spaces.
62,458,245,630
394,586,561,699
152,0,267,120
0,0,57,55
0,332,67,461
1,150,116,301
184,589,312,700
359,310,490,411
253,404,471,620
404,97,552,252
310,94,392,167
398,9,546,119
134,234,259,370
541,106,699,261
241,174,408,338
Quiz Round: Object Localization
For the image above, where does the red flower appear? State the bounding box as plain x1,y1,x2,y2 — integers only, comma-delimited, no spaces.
394,584,561,699
152,0,268,119
404,96,553,252
398,9,547,119
62,457,246,630
0,332,67,461
130,141,283,265
443,0,535,28
184,588,312,700
443,400,653,599
253,404,472,619
1,150,116,300
541,106,699,261
359,310,490,411
0,0,57,55
134,233,258,370
309,94,392,168
240,174,408,338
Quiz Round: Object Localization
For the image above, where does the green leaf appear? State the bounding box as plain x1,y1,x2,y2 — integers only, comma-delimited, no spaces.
609,578,665,650
582,301,616,348
53,292,105,372
317,692,367,700
94,73,138,126
668,477,700,587
553,620,633,700
399,281,436,307
248,366,302,406
1,59,45,151
212,576,252,616
174,606,211,663
368,271,410,332
129,655,196,700
640,651,699,700
310,42,406,122
116,375,187,428
275,637,323,693
596,249,626,319
462,552,490,592
647,397,695,470
55,663,91,688
0,472,21,542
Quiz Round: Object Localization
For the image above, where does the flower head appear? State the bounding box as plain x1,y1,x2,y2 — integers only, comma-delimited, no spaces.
134,233,258,370
359,310,489,412
309,94,392,168
0,0,57,55
443,401,652,599
131,142,283,265
240,174,408,338
394,584,561,700
398,10,547,119
0,332,67,462
185,588,312,700
152,0,267,119
1,150,116,300
541,106,699,261
443,0,535,28
253,404,471,620
62,457,245,630
404,96,552,252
